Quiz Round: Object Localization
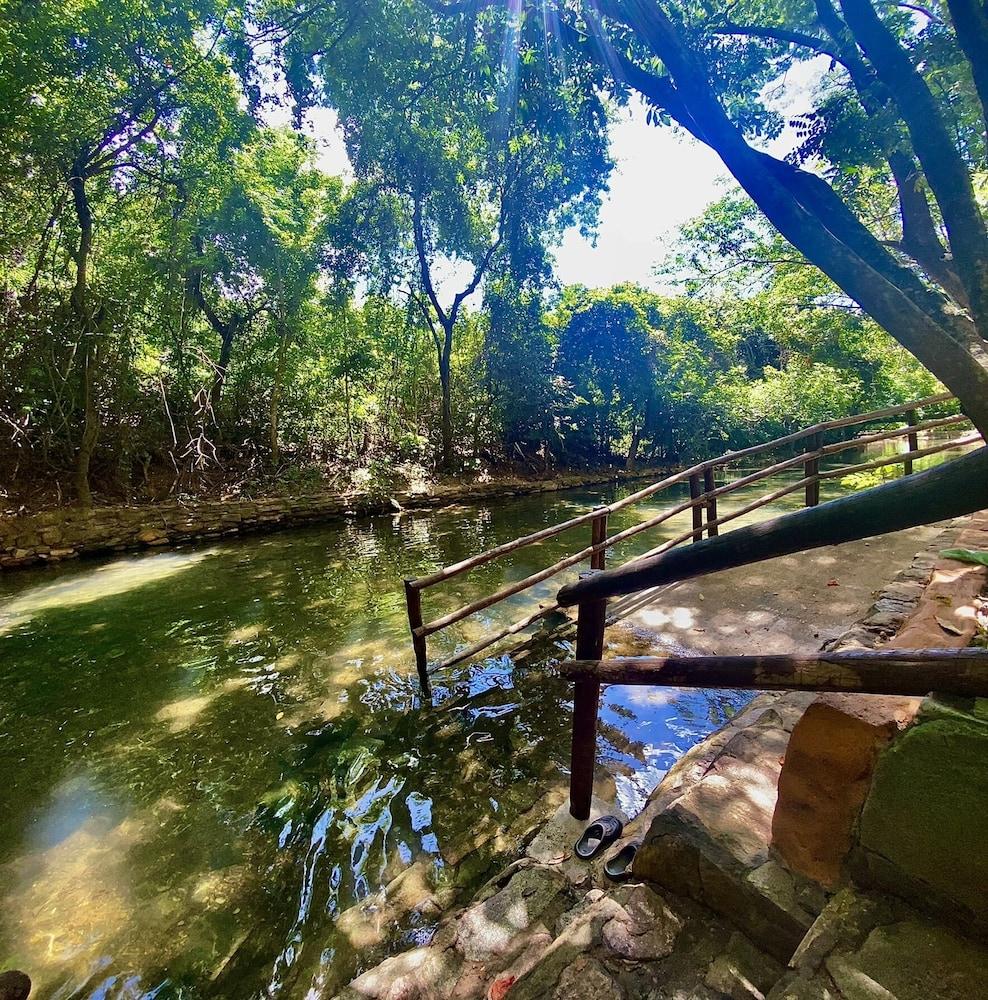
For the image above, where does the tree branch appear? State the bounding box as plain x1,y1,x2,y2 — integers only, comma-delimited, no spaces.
411,193,450,329
709,22,842,62
839,0,988,328
944,0,988,146
410,288,444,364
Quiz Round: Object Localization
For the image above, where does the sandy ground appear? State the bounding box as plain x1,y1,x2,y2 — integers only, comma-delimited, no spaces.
609,521,950,656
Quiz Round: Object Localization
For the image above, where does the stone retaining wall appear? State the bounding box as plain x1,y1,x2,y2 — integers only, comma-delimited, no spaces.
0,467,659,572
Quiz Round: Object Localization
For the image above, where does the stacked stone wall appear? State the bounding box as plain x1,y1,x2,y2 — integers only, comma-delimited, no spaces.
0,467,657,571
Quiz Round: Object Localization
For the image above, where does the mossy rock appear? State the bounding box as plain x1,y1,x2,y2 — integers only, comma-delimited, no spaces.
853,700,988,935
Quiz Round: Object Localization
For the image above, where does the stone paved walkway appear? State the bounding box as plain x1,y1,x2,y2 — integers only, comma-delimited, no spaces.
609,521,950,656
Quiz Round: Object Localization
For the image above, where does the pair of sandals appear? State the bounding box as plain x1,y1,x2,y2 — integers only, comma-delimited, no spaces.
574,814,640,881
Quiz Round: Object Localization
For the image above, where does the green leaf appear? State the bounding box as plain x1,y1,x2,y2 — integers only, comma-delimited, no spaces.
939,549,988,567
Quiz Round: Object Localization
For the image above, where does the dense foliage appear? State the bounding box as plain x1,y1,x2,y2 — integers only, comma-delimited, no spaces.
1,0,980,506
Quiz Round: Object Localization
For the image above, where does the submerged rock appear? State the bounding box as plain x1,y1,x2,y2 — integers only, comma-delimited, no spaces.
0,971,30,1000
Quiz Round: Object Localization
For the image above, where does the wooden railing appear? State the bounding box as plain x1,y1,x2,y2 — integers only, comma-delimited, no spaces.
404,392,979,696
559,648,988,818
557,442,988,820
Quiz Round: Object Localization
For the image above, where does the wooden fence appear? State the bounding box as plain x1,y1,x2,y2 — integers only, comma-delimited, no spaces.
404,392,979,696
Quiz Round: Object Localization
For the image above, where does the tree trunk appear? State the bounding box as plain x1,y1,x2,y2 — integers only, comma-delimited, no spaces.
439,322,454,472
627,416,641,470
605,0,988,435
187,264,243,422
69,162,98,507
945,0,988,146
209,322,237,417
270,324,288,466
838,0,988,325
75,335,99,506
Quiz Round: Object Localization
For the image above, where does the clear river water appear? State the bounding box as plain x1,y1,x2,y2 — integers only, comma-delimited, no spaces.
0,441,964,999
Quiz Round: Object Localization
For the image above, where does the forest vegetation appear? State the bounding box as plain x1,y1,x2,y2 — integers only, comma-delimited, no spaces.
1,0,984,509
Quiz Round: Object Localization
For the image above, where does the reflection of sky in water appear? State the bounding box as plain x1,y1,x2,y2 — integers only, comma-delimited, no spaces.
2,442,970,998
600,684,751,817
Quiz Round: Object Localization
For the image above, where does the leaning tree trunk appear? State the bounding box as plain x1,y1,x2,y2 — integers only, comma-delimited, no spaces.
607,0,988,436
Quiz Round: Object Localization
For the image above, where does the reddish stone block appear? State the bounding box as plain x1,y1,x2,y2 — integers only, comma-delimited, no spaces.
771,694,919,888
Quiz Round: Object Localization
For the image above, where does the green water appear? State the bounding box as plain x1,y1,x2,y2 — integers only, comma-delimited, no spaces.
0,442,965,998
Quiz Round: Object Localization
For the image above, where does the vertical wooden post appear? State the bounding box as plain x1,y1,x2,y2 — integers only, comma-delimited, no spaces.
689,473,704,542
805,433,821,507
703,466,719,537
905,409,918,475
590,512,608,570
569,591,607,820
404,580,431,699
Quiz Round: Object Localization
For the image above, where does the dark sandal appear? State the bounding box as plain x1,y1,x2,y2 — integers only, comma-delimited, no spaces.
574,815,624,860
604,840,641,882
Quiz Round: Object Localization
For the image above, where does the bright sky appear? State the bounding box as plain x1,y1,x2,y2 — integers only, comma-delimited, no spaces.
554,99,731,291
294,99,731,293
287,58,826,298
553,58,827,290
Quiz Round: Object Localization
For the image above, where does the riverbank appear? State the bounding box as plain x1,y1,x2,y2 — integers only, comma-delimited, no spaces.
332,513,988,999
0,465,667,572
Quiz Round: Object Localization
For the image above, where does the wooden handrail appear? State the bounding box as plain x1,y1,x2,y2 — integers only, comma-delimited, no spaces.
819,413,967,455
818,432,981,480
429,601,563,673
407,393,960,594
558,649,988,698
558,445,988,606
408,507,607,591
420,428,976,640
426,479,810,670
562,642,988,819
406,394,975,689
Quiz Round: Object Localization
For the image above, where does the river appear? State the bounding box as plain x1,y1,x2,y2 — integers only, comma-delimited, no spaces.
0,439,967,998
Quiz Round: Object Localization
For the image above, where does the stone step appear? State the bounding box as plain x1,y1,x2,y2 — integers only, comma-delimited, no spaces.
628,693,824,962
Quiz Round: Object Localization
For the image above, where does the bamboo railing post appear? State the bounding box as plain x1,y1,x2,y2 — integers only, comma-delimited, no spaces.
703,466,718,537
905,409,919,475
590,511,608,570
689,473,704,541
570,589,607,820
805,432,821,507
404,580,431,698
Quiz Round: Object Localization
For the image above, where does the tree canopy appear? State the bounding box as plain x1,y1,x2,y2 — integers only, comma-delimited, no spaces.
0,0,982,507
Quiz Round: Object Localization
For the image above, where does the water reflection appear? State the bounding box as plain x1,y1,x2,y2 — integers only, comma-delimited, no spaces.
0,549,216,636
0,440,969,997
